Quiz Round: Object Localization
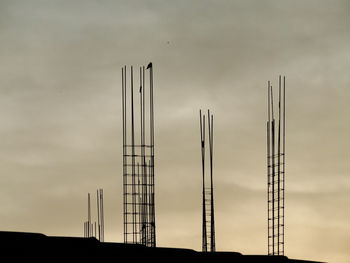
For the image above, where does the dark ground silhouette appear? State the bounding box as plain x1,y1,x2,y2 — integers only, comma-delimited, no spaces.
0,231,325,263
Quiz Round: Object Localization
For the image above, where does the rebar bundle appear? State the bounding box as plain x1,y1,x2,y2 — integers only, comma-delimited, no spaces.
122,63,156,247
199,110,215,252
83,189,104,241
267,76,286,255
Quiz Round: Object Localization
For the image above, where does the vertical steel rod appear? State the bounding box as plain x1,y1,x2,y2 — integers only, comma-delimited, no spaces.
277,75,281,254
131,66,137,243
88,193,91,237
267,122,270,254
208,111,215,252
271,85,275,255
101,189,104,242
97,190,100,241
122,66,126,243
282,76,286,255
200,110,207,252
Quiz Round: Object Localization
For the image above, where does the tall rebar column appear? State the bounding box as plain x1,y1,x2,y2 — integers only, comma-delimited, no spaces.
200,109,215,252
267,76,286,256
122,63,156,247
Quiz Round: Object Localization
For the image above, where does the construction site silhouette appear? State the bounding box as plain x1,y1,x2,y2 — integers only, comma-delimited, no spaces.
0,65,326,263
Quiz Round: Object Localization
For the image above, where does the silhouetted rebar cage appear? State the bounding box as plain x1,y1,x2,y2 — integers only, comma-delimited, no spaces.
200,110,216,252
122,63,156,247
83,189,104,241
267,76,286,256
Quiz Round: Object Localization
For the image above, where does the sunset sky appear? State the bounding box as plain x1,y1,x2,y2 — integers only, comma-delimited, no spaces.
0,1,349,262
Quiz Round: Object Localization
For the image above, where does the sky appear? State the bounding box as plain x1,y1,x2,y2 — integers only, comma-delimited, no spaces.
0,0,349,262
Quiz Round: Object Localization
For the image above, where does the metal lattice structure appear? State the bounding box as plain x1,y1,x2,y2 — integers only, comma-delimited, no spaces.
267,76,286,255
122,63,156,247
199,110,215,252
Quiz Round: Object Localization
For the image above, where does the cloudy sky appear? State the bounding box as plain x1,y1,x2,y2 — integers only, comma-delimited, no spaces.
0,0,349,262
